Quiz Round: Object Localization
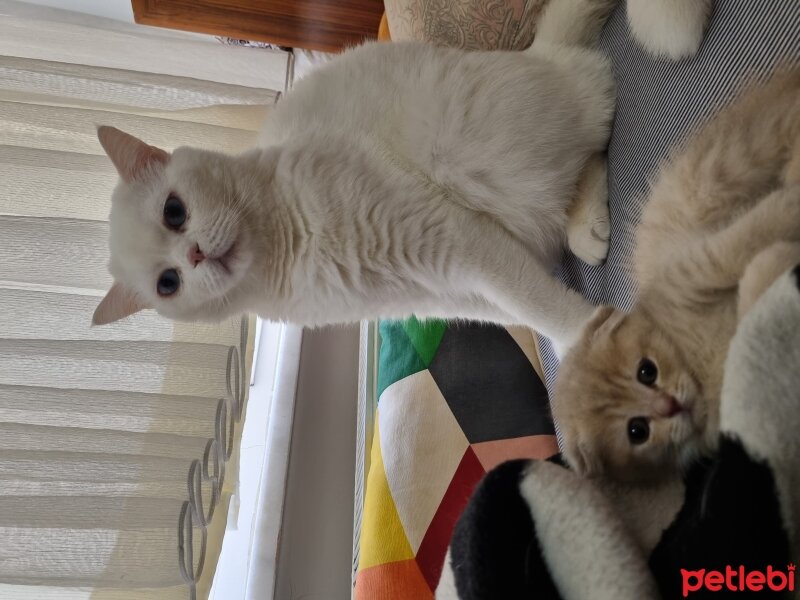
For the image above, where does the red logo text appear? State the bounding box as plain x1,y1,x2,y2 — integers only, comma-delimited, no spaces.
681,565,795,596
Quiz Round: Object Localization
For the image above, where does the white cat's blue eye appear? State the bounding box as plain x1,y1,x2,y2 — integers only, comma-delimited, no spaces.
157,269,180,296
164,195,186,230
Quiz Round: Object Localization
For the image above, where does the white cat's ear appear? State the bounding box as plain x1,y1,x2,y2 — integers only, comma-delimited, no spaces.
92,283,148,325
97,125,169,183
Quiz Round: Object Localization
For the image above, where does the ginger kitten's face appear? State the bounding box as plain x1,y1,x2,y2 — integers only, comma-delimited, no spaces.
93,126,256,325
553,307,705,482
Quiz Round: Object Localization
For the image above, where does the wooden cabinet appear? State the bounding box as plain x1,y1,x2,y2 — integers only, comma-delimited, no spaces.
132,0,384,53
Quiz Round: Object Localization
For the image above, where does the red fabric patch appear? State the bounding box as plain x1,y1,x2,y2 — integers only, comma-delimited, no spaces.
471,434,559,471
415,447,486,591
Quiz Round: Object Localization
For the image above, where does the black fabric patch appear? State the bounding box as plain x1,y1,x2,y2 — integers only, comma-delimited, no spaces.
428,325,555,443
449,459,563,600
650,436,792,598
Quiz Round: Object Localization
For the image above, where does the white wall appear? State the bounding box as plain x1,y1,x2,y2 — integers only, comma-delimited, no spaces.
274,326,360,600
20,0,133,21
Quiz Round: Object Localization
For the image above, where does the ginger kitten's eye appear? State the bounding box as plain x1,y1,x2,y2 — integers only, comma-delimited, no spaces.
627,417,650,445
157,269,181,296
636,358,658,386
163,195,186,230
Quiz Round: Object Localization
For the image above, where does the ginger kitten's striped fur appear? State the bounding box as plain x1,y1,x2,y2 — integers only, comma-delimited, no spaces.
553,70,800,482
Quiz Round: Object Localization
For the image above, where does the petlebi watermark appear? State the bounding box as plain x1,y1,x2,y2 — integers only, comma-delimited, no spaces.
681,564,795,596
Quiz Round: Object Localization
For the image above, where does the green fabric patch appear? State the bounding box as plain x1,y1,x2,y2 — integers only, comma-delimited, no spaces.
377,317,447,401
402,316,447,367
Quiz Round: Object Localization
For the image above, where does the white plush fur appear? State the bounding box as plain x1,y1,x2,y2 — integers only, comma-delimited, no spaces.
721,263,800,557
433,460,670,600
435,548,459,600
627,0,713,59
520,461,660,600
601,476,685,553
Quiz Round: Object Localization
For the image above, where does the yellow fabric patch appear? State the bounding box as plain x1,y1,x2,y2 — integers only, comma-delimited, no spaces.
358,414,414,570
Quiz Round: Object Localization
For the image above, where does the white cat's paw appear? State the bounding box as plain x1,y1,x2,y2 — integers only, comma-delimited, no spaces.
627,0,712,60
568,211,610,266
568,157,610,266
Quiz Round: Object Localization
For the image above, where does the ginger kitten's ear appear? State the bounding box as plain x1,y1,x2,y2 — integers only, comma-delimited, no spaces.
584,305,617,337
92,283,148,325
567,439,602,477
97,126,169,183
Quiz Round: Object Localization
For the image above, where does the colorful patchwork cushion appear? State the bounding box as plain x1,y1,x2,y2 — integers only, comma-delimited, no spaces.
355,318,558,599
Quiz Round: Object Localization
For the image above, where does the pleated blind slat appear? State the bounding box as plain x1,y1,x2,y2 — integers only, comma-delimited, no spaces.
0,2,276,597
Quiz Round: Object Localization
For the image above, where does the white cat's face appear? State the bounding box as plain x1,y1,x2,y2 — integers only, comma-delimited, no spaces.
94,126,255,324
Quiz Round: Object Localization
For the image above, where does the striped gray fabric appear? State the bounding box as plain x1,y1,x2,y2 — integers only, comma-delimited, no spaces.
540,0,800,430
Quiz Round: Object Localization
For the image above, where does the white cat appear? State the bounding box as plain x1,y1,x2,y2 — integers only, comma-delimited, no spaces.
92,0,709,352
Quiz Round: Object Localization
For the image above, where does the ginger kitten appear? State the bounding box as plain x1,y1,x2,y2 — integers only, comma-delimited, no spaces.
553,69,800,482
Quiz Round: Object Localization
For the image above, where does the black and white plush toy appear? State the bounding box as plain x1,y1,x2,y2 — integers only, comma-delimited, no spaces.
437,259,800,600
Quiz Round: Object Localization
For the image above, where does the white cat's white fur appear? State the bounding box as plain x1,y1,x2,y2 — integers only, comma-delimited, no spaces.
94,0,709,351
628,0,713,60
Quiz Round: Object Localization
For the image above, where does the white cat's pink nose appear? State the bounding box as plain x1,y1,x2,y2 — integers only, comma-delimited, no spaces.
188,244,206,267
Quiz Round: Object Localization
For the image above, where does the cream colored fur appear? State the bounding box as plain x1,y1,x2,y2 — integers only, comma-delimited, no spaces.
553,69,800,481
738,241,800,317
